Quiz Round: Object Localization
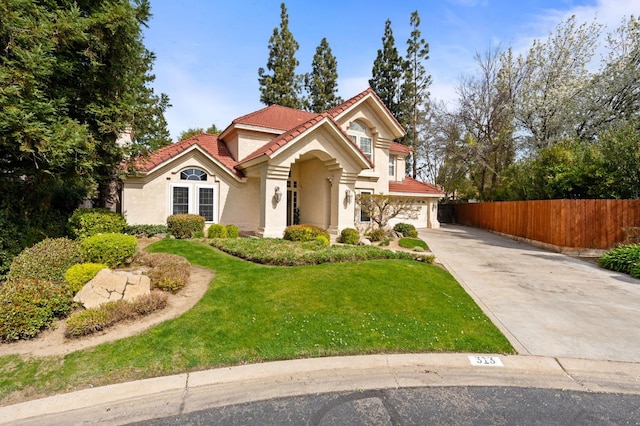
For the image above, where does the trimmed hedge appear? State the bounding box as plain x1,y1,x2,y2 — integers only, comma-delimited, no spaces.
339,228,360,245
68,208,127,240
135,252,190,293
283,224,330,242
0,278,75,341
226,224,239,238
393,222,417,237
124,224,168,237
366,228,387,242
167,214,204,239
64,292,168,338
64,263,108,294
7,238,83,283
79,233,137,268
207,224,228,238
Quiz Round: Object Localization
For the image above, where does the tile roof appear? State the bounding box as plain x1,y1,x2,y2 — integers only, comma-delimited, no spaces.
389,141,412,154
231,104,317,132
326,88,405,134
389,177,444,196
134,133,242,177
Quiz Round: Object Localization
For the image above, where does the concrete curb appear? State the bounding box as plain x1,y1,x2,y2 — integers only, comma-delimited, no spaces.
1,353,639,425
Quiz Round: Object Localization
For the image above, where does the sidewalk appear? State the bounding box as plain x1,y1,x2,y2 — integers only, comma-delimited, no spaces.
2,353,639,425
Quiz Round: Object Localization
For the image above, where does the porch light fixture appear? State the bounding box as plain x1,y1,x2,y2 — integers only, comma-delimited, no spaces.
274,186,282,203
345,189,353,204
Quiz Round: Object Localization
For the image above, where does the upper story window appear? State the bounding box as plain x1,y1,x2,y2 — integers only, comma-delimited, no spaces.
180,168,207,181
389,154,396,177
348,121,373,160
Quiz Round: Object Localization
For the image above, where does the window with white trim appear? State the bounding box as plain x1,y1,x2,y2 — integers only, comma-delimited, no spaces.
348,121,373,160
170,168,216,222
389,154,395,177
358,190,372,223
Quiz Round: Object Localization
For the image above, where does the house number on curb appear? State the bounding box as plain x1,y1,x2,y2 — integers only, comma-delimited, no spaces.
468,355,503,367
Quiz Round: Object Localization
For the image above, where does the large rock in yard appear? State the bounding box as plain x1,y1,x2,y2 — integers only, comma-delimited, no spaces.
74,269,151,309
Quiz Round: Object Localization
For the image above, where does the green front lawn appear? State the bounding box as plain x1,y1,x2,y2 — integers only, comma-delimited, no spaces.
0,240,513,405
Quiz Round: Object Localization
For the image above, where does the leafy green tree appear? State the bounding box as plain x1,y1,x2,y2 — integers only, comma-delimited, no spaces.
0,0,169,270
304,38,343,112
258,3,302,109
401,11,432,178
598,122,640,199
369,19,406,119
178,124,222,140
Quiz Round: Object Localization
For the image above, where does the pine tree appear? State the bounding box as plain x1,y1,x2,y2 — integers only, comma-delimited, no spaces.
402,10,432,178
258,3,302,109
369,19,405,119
304,38,343,113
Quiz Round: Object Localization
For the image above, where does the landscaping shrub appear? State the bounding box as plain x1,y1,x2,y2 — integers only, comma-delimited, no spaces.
339,228,360,245
68,208,127,240
599,244,640,274
283,224,330,242
366,228,387,242
64,292,168,338
226,224,239,238
7,238,83,283
393,222,416,237
135,252,190,292
207,224,228,238
64,263,108,294
167,214,204,239
80,233,137,268
124,224,168,237
315,235,330,246
0,278,74,341
407,229,419,238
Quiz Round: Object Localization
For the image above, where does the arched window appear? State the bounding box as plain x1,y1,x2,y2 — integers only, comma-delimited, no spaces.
170,168,215,221
180,168,207,181
347,121,373,160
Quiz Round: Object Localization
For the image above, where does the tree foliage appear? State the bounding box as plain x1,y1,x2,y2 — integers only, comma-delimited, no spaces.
369,19,405,119
356,194,420,230
258,3,302,109
0,0,170,275
178,124,222,141
304,38,343,112
402,11,432,178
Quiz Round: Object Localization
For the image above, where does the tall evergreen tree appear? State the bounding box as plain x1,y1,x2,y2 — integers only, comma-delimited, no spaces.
258,3,302,109
304,38,343,113
0,0,170,264
402,10,432,178
369,19,405,118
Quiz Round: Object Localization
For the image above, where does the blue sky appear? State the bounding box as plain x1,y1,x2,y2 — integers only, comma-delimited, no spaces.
143,0,639,139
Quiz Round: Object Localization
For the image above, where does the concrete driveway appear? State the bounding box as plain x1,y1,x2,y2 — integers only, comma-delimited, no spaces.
420,225,640,363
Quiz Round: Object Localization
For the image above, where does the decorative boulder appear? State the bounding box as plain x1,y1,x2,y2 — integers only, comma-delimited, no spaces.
74,269,151,309
359,238,372,246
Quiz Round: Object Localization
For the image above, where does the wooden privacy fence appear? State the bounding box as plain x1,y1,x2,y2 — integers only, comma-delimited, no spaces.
454,199,640,250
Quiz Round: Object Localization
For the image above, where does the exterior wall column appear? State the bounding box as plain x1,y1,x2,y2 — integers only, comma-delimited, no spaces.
427,199,441,229
258,165,289,238
337,171,359,234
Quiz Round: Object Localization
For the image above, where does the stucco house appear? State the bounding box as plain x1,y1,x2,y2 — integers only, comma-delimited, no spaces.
121,88,444,238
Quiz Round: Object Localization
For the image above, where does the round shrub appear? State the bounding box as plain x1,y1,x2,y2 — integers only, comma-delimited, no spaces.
68,208,127,240
64,262,108,294
283,224,330,242
135,252,190,293
207,224,228,239
8,238,83,283
167,214,205,239
0,278,74,341
315,235,330,246
367,228,387,242
226,224,239,238
64,308,110,338
80,233,137,268
339,228,360,245
407,229,419,238
393,222,416,237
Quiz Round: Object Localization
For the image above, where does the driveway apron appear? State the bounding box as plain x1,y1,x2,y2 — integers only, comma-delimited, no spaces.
420,225,640,363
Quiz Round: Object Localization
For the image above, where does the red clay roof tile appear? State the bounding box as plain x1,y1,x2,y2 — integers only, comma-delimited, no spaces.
389,177,444,195
232,104,317,132
390,141,412,154
134,133,242,177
